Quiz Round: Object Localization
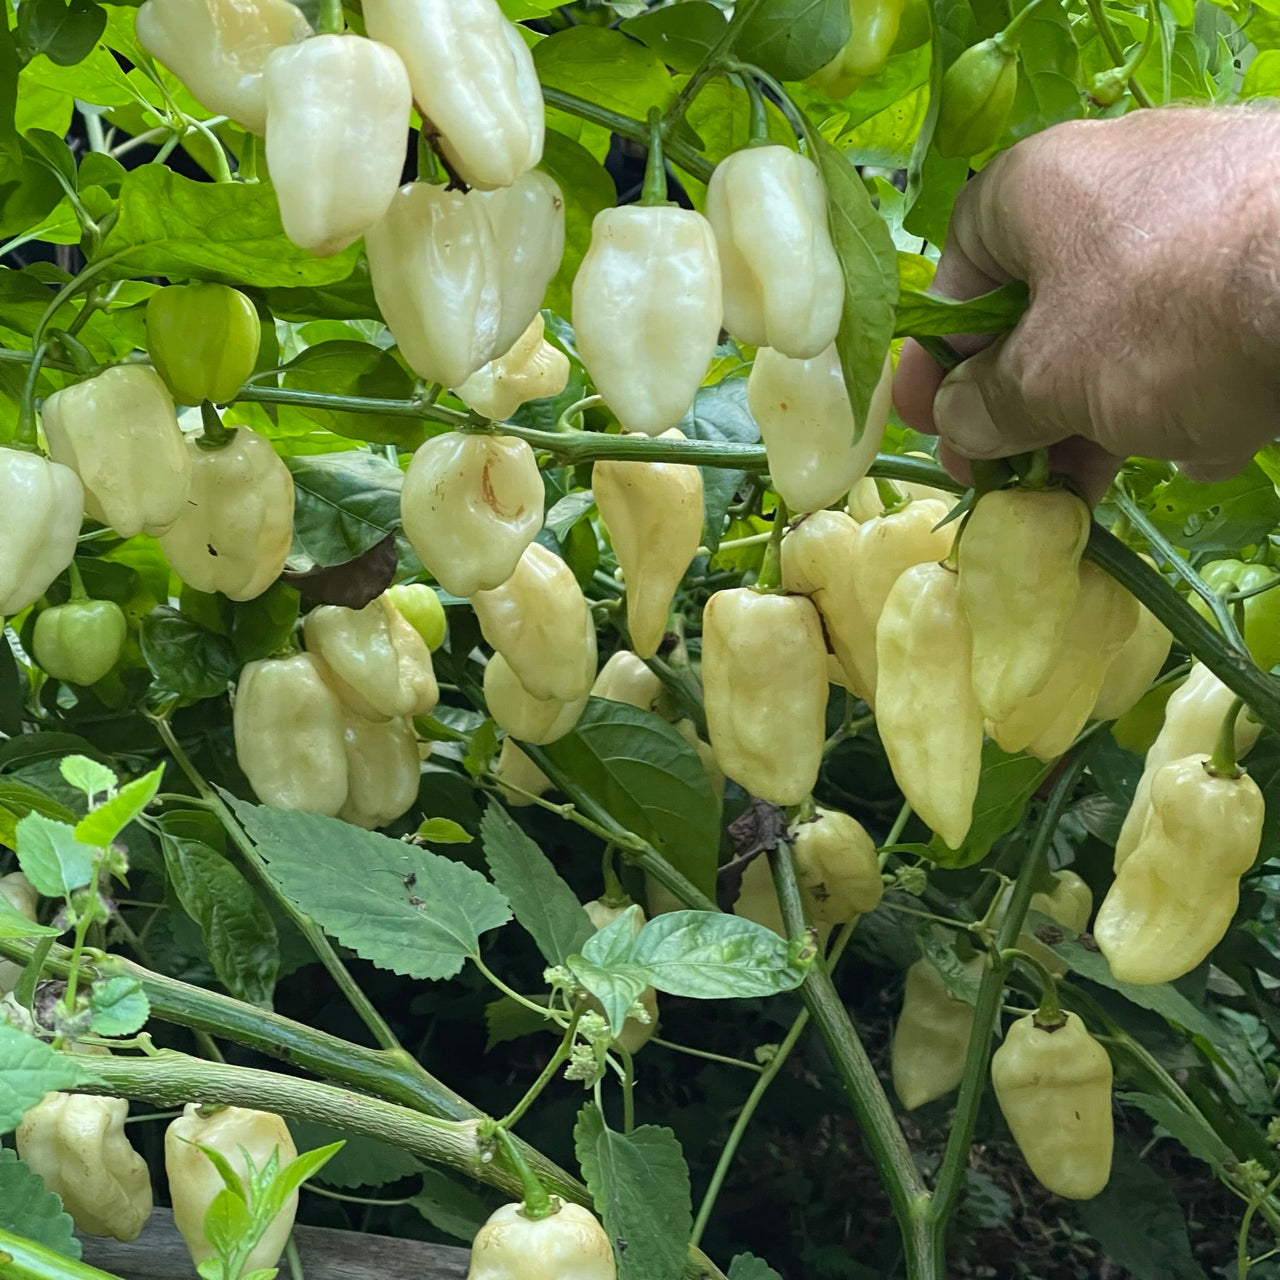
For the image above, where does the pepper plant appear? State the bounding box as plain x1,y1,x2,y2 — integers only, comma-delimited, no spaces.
1,1,1278,1279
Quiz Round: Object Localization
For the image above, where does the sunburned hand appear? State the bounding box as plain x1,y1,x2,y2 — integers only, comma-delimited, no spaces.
894,107,1280,499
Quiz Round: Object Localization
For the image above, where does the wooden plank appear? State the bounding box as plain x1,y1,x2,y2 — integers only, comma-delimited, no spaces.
79,1209,470,1280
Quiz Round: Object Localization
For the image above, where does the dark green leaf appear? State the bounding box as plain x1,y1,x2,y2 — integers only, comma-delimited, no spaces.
681,377,758,553
0,30,20,171
538,130,616,320
285,450,406,569
1114,1092,1234,1174
408,1166,495,1242
16,0,106,68
287,1121,421,1190
621,2,729,72
814,136,899,436
731,0,851,81
929,742,1052,869
575,1104,692,1280
0,1148,81,1260
539,700,720,898
139,606,238,702
480,802,594,966
894,281,1028,337
1146,462,1280,555
728,1256,784,1280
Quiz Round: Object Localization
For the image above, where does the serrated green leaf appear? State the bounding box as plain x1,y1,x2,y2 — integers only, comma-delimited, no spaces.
0,1148,81,1260
0,1025,100,1132
74,765,162,848
57,755,116,799
14,813,92,896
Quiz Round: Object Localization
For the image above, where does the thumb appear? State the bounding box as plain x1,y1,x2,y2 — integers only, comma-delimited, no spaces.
932,335,1068,461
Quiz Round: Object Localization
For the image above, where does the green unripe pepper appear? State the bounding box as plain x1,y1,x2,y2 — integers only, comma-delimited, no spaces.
33,567,128,686
1188,559,1279,671
146,283,261,406
935,0,1046,159
808,0,909,97
386,582,448,651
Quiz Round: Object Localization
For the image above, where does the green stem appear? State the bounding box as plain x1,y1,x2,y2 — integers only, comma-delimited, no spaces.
875,477,908,512
927,742,1094,1248
317,0,344,35
753,498,788,591
743,71,769,144
1084,0,1155,106
150,716,405,1055
0,1230,125,1280
499,1008,583,1130
999,947,1061,1025
65,560,88,601
769,843,934,1274
1209,696,1245,777
198,400,237,449
997,0,1051,48
493,1127,556,1219
662,0,769,133
641,107,668,206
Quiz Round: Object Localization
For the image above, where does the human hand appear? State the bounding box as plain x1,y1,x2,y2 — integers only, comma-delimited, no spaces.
894,108,1280,499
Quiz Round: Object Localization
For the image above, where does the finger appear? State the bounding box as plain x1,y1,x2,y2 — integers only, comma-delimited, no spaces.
933,338,1068,460
893,339,947,434
1046,439,1123,505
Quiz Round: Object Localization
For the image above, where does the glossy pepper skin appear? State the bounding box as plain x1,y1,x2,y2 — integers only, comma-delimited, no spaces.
992,1013,1113,1199
780,510,876,702
958,486,1091,723
0,449,83,617
42,366,190,538
583,899,658,1054
146,283,261,407
0,872,39,995
166,1104,297,1274
851,496,954,632
159,423,295,601
702,588,827,807
234,654,348,815
705,145,843,359
304,595,439,721
362,0,544,191
573,205,722,437
1090,555,1172,722
385,583,447,651
367,174,565,390
808,0,908,96
877,562,983,850
400,433,544,599
1097,753,1263,984
891,956,983,1109
1114,663,1262,867
1188,559,1280,671
264,35,411,258
748,346,890,514
993,869,1092,977
466,1200,616,1280
472,542,597,703
456,315,570,422
134,0,312,134
33,595,127,686
846,452,953,520
590,651,663,713
17,1093,153,1241
484,651,586,745
788,807,883,924
990,562,1139,761
935,36,1019,159
339,712,421,829
593,429,704,659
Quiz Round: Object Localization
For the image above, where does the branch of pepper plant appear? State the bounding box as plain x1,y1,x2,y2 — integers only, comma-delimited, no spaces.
926,740,1098,1242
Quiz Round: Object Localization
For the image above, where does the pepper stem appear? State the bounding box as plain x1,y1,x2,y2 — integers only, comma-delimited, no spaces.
744,73,770,145
754,497,789,591
66,559,88,602
875,477,908,513
197,400,238,451
493,1126,558,1221
997,0,1051,49
601,846,627,907
1001,947,1063,1028
640,107,669,207
1208,696,1245,778
317,0,344,35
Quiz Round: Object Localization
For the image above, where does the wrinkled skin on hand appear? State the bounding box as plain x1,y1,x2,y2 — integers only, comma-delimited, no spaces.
894,108,1280,498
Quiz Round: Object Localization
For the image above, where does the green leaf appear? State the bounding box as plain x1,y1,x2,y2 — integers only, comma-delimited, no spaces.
1145,462,1280,556
1075,1145,1208,1280
0,1148,81,1260
1241,47,1279,97
278,340,421,448
485,995,555,1050
480,802,594,966
14,813,92,895
16,0,106,69
287,1121,421,1190
100,166,362,287
285,450,406,569
0,897,56,941
0,780,78,850
730,0,851,81
571,904,651,1033
225,797,513,981
813,136,899,436
539,700,720,899
74,765,162,848
139,606,238,703
87,974,149,1036
728,1256,784,1280
894,281,1028,337
0,29,22,171
0,1024,99,1132
681,377,759,553
633,910,807,999
415,817,473,845
535,26,677,126
409,1166,495,1242
929,742,1053,869
58,754,116,799
1114,1092,1234,1175
621,2,728,72
574,1104,692,1280
538,130,615,319
160,818,280,1007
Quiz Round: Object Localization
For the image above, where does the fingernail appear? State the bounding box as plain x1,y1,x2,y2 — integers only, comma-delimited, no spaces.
934,377,1003,458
